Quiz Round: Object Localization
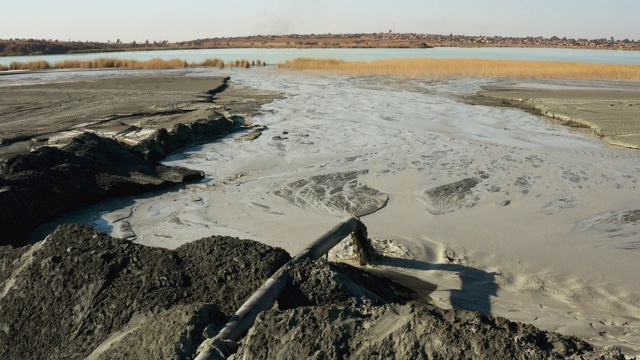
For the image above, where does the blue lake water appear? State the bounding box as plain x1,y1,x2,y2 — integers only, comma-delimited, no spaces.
1,47,638,66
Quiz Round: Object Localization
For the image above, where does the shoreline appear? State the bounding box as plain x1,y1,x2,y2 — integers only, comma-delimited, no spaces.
0,67,149,76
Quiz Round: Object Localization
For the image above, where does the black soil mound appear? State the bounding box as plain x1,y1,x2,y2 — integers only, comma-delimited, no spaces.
0,224,290,359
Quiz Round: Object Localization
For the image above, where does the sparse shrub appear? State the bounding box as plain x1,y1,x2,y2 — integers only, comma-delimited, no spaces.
198,58,225,68
28,60,50,70
9,61,23,70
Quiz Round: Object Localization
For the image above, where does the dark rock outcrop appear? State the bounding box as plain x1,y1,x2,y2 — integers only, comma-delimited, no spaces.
238,302,625,360
0,224,291,359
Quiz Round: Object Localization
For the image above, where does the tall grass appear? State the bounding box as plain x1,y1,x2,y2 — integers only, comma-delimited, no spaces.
278,58,640,82
226,59,252,68
0,58,267,71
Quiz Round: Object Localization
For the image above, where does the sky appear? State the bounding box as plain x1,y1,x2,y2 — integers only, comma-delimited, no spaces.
1,0,638,43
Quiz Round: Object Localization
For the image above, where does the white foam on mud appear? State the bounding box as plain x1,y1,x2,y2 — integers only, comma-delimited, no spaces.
48,69,640,355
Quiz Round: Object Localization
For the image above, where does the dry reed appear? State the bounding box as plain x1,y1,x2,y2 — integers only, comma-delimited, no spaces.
196,58,225,68
278,58,640,82
0,58,267,71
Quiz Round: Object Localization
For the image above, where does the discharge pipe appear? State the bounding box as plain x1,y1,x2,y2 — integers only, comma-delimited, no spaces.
195,215,373,360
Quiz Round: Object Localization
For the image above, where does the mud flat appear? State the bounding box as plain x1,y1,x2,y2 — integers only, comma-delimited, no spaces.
273,170,389,216
0,74,279,159
476,81,640,149
58,71,639,356
4,69,639,356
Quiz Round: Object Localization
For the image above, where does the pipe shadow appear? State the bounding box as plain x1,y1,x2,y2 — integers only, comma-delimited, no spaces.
379,255,498,315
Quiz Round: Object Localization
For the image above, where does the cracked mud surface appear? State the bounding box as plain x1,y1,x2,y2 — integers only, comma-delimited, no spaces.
273,170,388,216
415,177,480,215
0,76,224,152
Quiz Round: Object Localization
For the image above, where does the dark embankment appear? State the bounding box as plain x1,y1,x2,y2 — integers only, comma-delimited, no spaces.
0,226,625,359
0,74,279,247
0,111,235,247
133,111,236,162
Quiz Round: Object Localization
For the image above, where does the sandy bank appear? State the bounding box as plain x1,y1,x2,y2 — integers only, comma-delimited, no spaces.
476,81,640,149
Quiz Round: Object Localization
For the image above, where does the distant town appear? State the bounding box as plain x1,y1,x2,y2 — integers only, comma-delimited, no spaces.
1,32,638,57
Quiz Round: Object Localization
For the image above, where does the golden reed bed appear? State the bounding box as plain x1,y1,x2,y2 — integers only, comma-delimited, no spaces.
0,58,266,71
277,58,640,82
3,56,638,82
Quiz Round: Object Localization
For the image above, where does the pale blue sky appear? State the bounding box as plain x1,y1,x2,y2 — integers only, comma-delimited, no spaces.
2,0,638,42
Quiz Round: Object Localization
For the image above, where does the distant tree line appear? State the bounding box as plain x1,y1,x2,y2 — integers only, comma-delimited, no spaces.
0,39,172,57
